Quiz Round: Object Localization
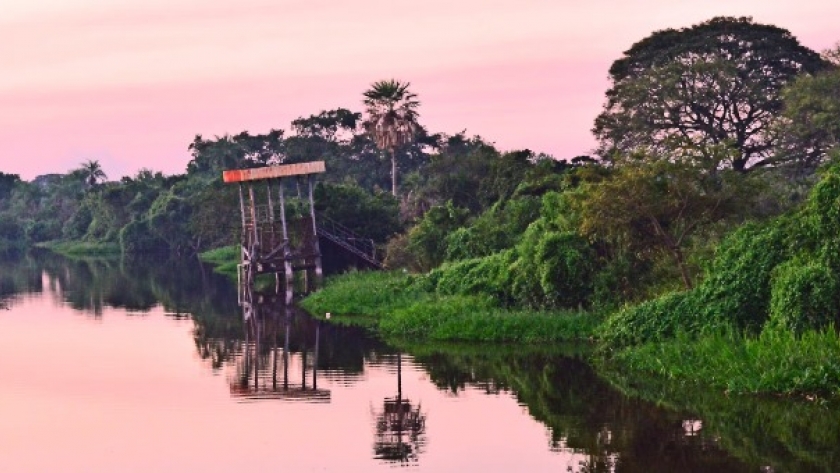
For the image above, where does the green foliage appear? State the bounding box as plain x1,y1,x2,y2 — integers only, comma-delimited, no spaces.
300,270,432,317
314,182,401,243
600,164,840,349
119,220,164,253
197,245,240,277
510,224,595,309
777,67,840,171
379,295,597,343
613,328,840,397
694,218,794,331
301,269,600,343
598,290,705,348
425,250,516,304
397,201,469,271
769,259,840,333
0,215,25,253
599,218,794,348
187,130,285,176
807,163,840,242
576,155,755,290
25,219,61,243
147,189,194,253
42,241,121,256
595,16,830,171
534,231,595,307
0,172,20,202
61,199,92,240
443,196,541,261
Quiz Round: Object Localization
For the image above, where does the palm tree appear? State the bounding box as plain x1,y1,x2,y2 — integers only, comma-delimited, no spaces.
79,159,107,188
363,79,420,196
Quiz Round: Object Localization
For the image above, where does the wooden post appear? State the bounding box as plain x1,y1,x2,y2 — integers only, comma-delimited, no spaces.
248,184,259,253
238,184,247,302
278,181,293,304
307,174,323,288
283,315,290,390
313,323,320,390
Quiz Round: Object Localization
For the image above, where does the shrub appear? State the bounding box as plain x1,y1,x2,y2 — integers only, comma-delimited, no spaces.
535,231,594,308
769,258,840,333
120,220,164,253
692,218,794,332
598,290,708,349
443,196,541,261
511,226,595,309
600,219,793,348
428,250,516,304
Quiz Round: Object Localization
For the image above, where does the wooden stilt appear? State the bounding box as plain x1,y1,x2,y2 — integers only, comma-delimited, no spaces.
307,174,323,289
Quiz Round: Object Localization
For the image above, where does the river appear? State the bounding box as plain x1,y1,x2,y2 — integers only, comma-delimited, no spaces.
0,251,837,472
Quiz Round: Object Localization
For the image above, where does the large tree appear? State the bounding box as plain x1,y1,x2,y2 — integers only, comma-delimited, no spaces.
363,79,421,196
593,16,829,172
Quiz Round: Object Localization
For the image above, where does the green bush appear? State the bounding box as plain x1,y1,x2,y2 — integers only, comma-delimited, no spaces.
613,328,840,397
769,258,840,333
403,202,469,271
692,219,794,332
443,196,541,261
600,219,793,348
598,290,709,349
119,220,164,253
62,203,92,240
25,220,61,243
510,226,594,309
428,250,515,304
536,231,594,308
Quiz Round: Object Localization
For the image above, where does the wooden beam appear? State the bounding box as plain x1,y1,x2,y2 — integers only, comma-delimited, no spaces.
223,161,326,183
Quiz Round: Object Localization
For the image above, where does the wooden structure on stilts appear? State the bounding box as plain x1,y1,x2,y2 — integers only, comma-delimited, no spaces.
223,161,326,305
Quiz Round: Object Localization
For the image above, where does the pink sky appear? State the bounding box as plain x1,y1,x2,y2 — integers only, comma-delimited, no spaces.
1,0,838,180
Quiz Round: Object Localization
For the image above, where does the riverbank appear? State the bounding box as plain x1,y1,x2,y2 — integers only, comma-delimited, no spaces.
299,270,600,343
196,242,840,399
36,240,121,256
298,269,840,399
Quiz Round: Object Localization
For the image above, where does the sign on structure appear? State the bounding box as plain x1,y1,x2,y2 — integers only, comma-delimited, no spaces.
223,161,326,183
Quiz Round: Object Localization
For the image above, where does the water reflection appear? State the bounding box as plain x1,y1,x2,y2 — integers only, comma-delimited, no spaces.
372,354,427,464
2,251,839,471
231,292,330,402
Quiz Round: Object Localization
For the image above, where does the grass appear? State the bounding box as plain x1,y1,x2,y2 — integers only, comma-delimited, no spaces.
300,270,601,343
39,240,121,256
198,245,239,278
611,326,840,398
299,270,432,318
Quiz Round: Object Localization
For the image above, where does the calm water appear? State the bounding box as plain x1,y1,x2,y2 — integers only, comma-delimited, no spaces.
1,252,838,472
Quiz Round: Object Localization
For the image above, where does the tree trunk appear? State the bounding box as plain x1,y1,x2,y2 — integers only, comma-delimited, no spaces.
670,245,693,290
391,149,398,196
649,216,693,289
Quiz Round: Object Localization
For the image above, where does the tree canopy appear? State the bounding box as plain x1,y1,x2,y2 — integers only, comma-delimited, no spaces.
776,63,840,171
593,16,830,172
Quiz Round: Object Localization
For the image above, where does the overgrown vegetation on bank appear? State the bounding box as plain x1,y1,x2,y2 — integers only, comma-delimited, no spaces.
300,271,599,343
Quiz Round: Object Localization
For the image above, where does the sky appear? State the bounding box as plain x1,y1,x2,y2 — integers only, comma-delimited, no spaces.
1,0,838,181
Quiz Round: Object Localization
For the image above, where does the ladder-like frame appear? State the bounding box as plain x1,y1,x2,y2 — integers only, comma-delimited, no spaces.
224,161,326,305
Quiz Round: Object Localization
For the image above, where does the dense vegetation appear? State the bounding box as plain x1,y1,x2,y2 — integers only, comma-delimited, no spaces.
3,16,840,396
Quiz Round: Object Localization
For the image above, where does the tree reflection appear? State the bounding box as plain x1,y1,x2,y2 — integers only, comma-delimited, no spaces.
230,294,330,402
372,354,426,464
